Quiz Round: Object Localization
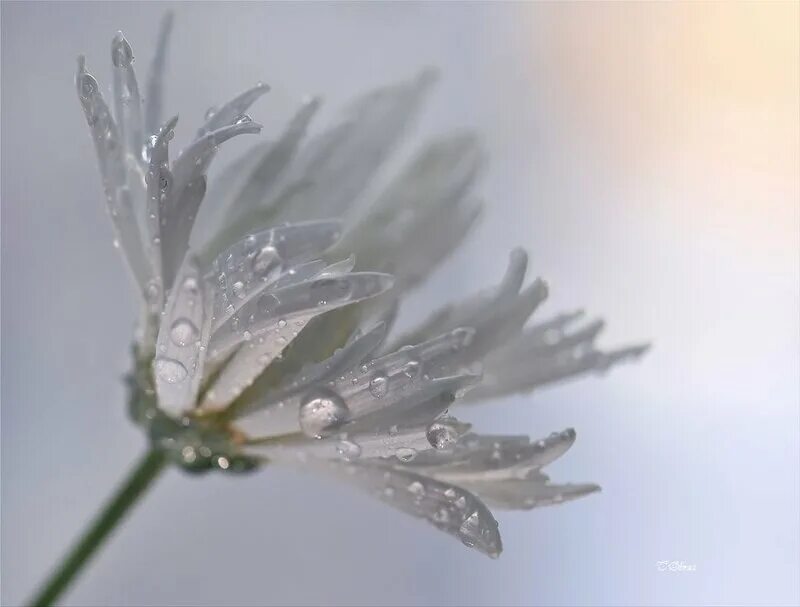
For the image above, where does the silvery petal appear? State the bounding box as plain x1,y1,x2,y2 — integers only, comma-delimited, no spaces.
198,82,270,135
153,255,209,416
320,462,502,558
207,272,393,362
76,57,152,297
410,429,578,483
110,32,143,159
143,11,174,139
220,97,320,226
464,343,650,402
463,478,600,511
207,220,342,330
271,69,436,224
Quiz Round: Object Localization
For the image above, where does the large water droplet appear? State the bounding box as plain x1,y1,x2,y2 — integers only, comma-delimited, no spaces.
458,511,482,548
170,318,199,347
426,420,459,450
298,388,349,439
252,244,282,279
155,357,187,383
232,281,246,300
369,374,389,399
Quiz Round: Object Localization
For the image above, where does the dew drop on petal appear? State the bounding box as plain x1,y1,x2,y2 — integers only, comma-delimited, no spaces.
298,388,349,439
408,480,425,495
170,318,199,347
232,281,246,300
369,374,389,399
402,360,421,379
336,440,362,461
426,420,459,450
396,447,417,463
154,357,188,383
252,244,282,279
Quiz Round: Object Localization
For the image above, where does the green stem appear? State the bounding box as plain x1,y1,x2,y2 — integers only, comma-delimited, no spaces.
27,448,168,607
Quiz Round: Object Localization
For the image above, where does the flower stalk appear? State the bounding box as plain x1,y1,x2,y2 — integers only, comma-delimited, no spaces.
26,449,168,607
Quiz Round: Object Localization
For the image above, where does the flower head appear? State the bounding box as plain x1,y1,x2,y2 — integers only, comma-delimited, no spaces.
77,14,648,558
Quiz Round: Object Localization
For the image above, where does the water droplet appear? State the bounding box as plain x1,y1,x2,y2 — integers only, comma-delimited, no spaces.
402,360,421,379
298,388,349,439
252,244,282,279
216,456,230,470
181,445,197,463
257,293,279,316
183,277,199,295
154,358,187,383
433,508,450,524
234,113,253,125
111,32,134,68
454,495,467,510
396,447,417,463
310,277,352,305
159,169,171,193
369,374,389,398
426,420,459,450
145,281,161,304
78,73,98,100
277,319,287,328
204,106,218,121
232,281,246,299
408,480,425,495
170,318,199,347
336,440,362,461
112,239,120,249
458,511,481,548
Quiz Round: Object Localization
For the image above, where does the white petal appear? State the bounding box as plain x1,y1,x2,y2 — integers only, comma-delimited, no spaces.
76,57,152,297
143,11,174,139
207,220,342,330
270,70,436,224
198,82,270,135
110,31,143,160
153,255,209,416
207,272,393,362
410,429,578,483
463,478,600,511
319,461,502,558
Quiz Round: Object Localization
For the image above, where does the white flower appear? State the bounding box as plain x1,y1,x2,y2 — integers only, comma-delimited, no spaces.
77,14,648,559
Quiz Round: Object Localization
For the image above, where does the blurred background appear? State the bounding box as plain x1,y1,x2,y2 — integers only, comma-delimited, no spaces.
2,2,798,606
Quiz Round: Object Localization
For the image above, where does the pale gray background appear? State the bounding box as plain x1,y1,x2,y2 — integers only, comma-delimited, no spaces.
2,2,799,606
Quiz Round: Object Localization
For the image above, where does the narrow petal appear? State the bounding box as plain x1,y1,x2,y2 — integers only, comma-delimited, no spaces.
76,57,152,297
143,115,179,312
219,97,321,228
207,272,393,362
269,69,436,224
110,31,144,159
144,11,174,138
463,478,601,510
207,220,342,330
198,82,270,135
153,255,209,416
409,429,578,483
319,461,502,558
